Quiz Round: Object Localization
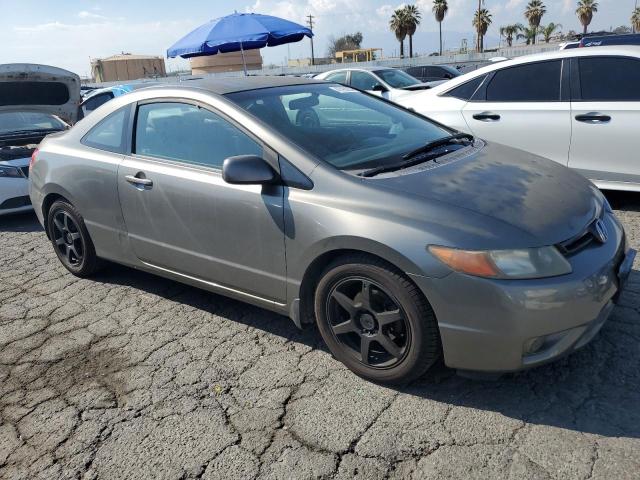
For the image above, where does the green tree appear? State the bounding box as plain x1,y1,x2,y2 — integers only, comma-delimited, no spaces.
500,23,524,47
576,0,598,35
472,8,492,52
390,8,409,58
524,0,546,45
403,5,422,58
432,0,449,55
326,32,363,58
632,7,640,33
540,22,562,43
519,26,538,45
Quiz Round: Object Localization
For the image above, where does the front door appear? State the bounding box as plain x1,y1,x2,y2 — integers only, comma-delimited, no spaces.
117,100,287,303
569,56,640,186
462,59,572,167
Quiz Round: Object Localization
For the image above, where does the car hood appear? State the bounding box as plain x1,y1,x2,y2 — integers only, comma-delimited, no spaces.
0,64,81,123
373,141,602,247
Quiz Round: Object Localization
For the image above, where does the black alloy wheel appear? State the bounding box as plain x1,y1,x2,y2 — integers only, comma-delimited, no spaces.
52,210,84,266
315,255,441,385
326,277,410,368
47,200,102,277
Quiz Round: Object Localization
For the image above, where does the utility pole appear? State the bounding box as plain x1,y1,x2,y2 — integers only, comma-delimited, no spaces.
635,0,639,33
307,14,315,66
477,0,482,53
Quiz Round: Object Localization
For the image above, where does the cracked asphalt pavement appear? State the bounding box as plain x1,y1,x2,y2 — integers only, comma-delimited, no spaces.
1,191,639,480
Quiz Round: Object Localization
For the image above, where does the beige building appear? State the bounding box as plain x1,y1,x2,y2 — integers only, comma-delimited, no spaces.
91,54,166,82
190,50,263,74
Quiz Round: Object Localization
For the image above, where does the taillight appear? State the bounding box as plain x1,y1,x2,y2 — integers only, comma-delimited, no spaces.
29,148,39,171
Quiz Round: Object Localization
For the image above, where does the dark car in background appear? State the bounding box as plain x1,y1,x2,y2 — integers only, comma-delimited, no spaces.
580,33,640,48
402,64,461,83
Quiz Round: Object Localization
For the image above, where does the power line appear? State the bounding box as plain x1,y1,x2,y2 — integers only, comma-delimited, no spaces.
307,14,315,65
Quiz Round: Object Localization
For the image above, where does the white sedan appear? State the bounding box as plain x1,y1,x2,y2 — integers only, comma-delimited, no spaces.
396,46,640,192
315,67,444,103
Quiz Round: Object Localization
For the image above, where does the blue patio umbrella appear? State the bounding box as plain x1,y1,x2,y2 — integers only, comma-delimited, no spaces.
167,12,313,74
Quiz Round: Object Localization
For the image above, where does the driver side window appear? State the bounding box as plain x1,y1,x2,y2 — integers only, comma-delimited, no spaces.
350,71,380,91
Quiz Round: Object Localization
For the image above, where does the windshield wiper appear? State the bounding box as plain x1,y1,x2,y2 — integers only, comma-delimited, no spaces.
1,128,64,136
402,133,474,160
359,133,474,178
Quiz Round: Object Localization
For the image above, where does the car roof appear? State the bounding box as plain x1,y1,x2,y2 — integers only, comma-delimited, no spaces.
319,66,393,75
428,45,640,95
145,76,325,95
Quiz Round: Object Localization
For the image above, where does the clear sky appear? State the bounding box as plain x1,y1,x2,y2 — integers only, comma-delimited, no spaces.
0,0,636,77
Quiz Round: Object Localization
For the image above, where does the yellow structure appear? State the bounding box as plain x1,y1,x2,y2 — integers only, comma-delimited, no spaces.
190,51,263,74
91,54,166,82
335,48,382,63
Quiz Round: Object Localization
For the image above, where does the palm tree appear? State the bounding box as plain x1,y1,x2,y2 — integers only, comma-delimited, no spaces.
519,26,538,45
540,22,562,43
404,5,422,58
432,0,449,55
576,0,598,35
524,0,546,45
390,8,409,58
500,23,523,47
632,7,640,33
472,8,492,52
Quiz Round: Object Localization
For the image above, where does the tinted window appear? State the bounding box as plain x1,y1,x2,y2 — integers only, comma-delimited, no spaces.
82,93,114,114
446,75,486,101
424,67,439,77
324,71,348,84
82,107,128,153
0,81,70,106
134,102,261,169
227,84,450,172
374,69,420,88
578,57,640,101
404,67,423,77
350,71,379,91
486,61,561,102
0,112,66,135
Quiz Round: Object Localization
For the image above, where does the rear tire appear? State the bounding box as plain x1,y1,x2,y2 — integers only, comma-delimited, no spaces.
47,200,102,277
314,255,441,385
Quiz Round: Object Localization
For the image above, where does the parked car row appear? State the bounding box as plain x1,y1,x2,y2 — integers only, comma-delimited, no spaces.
315,67,446,103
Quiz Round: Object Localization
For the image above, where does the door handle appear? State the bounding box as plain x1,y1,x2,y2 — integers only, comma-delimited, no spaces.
575,113,611,123
125,174,153,187
472,112,501,121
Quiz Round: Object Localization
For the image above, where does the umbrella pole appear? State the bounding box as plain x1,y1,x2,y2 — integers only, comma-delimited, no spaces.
240,42,248,76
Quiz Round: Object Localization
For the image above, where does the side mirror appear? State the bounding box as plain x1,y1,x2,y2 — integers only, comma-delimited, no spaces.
222,155,278,185
372,84,387,93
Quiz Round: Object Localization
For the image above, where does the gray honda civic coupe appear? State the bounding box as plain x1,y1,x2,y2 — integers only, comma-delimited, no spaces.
29,77,635,384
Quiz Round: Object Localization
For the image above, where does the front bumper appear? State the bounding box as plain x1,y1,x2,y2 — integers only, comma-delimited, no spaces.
412,212,634,372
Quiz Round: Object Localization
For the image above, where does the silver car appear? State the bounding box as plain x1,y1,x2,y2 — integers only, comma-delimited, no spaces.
29,77,635,384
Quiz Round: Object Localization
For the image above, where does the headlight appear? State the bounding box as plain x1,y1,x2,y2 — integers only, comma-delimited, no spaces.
0,165,25,178
428,245,572,279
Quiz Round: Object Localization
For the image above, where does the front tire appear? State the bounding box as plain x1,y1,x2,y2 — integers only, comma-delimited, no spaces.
47,200,102,277
314,255,441,385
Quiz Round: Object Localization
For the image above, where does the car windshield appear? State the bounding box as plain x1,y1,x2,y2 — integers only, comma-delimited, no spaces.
373,69,421,88
0,111,66,135
226,83,451,171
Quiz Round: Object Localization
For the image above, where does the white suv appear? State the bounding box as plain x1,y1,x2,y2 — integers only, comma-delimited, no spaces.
397,46,640,191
